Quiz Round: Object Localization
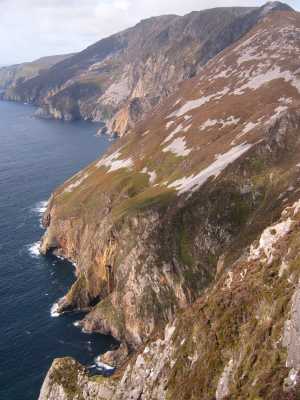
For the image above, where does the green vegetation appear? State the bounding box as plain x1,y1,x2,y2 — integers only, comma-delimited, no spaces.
95,297,125,338
230,193,252,226
178,225,194,267
49,358,85,400
248,156,265,174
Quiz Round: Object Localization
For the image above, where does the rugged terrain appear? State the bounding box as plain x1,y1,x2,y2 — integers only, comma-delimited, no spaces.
3,2,292,136
37,6,300,399
39,197,300,399
0,54,72,91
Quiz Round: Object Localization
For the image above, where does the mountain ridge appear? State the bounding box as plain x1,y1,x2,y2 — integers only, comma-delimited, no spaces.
0,53,73,91
2,2,293,136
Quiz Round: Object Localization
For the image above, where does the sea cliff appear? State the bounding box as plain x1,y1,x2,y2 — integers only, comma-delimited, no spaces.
39,6,300,399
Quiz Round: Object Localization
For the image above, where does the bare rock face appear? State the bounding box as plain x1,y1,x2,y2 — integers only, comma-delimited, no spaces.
283,285,300,390
3,3,292,135
100,343,129,368
106,97,151,137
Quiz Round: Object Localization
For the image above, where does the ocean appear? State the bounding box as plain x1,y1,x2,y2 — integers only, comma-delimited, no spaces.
0,101,115,399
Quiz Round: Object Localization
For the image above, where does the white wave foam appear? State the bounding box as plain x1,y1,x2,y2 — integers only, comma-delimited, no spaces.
53,253,76,266
94,357,115,372
32,200,48,215
28,241,41,258
32,200,48,228
73,321,81,327
50,302,60,318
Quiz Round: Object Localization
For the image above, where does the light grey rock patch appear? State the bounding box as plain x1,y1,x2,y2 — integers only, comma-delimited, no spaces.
216,358,234,400
283,284,300,389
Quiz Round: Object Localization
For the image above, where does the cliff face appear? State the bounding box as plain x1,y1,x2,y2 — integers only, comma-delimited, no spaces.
39,198,300,400
3,2,292,135
38,7,300,400
40,8,300,346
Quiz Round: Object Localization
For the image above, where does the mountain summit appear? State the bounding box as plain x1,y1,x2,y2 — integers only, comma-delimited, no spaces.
261,1,293,13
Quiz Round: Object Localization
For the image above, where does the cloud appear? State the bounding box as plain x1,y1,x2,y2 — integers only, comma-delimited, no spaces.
0,0,297,65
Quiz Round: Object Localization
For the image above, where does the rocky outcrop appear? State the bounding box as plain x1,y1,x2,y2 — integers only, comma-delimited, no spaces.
283,283,300,390
38,358,117,400
100,343,129,368
3,2,293,135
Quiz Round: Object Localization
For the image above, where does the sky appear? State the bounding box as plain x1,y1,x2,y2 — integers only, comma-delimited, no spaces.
0,0,299,65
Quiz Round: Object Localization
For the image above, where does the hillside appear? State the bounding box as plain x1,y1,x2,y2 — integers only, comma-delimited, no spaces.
0,54,73,91
37,7,300,400
3,2,292,136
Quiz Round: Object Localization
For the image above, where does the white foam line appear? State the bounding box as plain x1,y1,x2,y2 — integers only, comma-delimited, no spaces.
50,302,60,318
27,241,41,258
32,200,49,228
32,200,48,215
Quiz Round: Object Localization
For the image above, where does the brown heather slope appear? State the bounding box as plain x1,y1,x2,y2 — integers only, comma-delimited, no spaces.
38,9,300,400
3,2,292,136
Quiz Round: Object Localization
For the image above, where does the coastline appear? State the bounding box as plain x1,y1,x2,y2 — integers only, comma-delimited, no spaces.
0,100,115,400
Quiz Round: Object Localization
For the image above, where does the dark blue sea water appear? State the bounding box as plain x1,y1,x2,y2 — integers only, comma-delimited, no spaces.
0,101,115,400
